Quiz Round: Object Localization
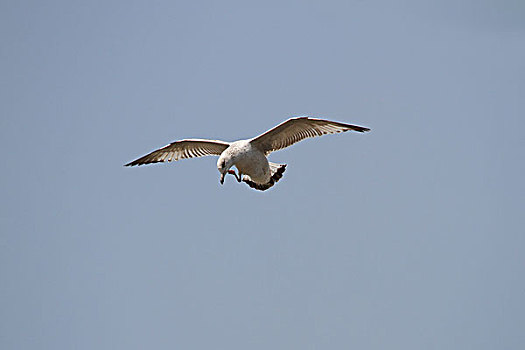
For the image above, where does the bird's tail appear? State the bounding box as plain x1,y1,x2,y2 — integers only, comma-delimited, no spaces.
243,163,287,191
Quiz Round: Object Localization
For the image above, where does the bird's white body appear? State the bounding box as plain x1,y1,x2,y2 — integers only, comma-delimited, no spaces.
218,140,271,184
126,116,370,191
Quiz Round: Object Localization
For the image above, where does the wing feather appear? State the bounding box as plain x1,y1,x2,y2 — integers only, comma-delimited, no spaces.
125,139,230,166
250,117,370,155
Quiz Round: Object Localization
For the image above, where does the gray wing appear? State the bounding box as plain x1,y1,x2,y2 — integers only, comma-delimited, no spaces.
125,139,230,166
250,117,370,155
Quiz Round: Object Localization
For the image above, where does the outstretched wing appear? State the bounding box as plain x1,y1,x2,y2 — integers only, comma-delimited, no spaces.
250,117,370,155
125,139,230,166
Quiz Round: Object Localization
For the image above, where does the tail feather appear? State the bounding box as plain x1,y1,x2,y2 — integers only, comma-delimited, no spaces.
243,163,286,191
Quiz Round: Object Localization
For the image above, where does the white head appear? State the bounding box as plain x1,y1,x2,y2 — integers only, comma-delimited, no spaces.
217,153,234,184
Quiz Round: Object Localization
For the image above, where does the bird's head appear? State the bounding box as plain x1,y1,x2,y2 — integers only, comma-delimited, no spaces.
217,155,233,184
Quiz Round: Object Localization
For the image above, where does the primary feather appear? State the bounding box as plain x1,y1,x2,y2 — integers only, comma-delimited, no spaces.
250,117,370,155
125,139,230,166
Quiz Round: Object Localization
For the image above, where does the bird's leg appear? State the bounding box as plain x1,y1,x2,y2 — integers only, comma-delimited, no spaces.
228,169,241,182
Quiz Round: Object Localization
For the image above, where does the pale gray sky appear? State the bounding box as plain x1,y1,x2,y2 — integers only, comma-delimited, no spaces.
1,1,524,349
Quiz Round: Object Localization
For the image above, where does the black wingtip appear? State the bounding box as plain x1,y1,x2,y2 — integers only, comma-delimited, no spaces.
345,124,370,133
124,158,163,167
356,126,371,133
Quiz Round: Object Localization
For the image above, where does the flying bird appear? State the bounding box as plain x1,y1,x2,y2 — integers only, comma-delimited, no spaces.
125,116,370,191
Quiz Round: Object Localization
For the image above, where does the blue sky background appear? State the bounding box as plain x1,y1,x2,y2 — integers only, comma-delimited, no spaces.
1,1,524,349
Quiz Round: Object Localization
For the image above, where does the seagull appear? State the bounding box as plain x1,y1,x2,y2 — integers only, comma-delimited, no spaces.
125,116,370,191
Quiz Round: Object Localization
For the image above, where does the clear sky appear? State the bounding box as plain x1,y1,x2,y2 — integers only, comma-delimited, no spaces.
1,0,524,349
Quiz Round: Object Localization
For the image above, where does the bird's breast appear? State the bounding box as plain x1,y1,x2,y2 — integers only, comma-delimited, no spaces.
233,146,270,181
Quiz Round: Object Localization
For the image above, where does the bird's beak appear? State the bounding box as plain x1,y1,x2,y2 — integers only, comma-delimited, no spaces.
220,173,225,185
